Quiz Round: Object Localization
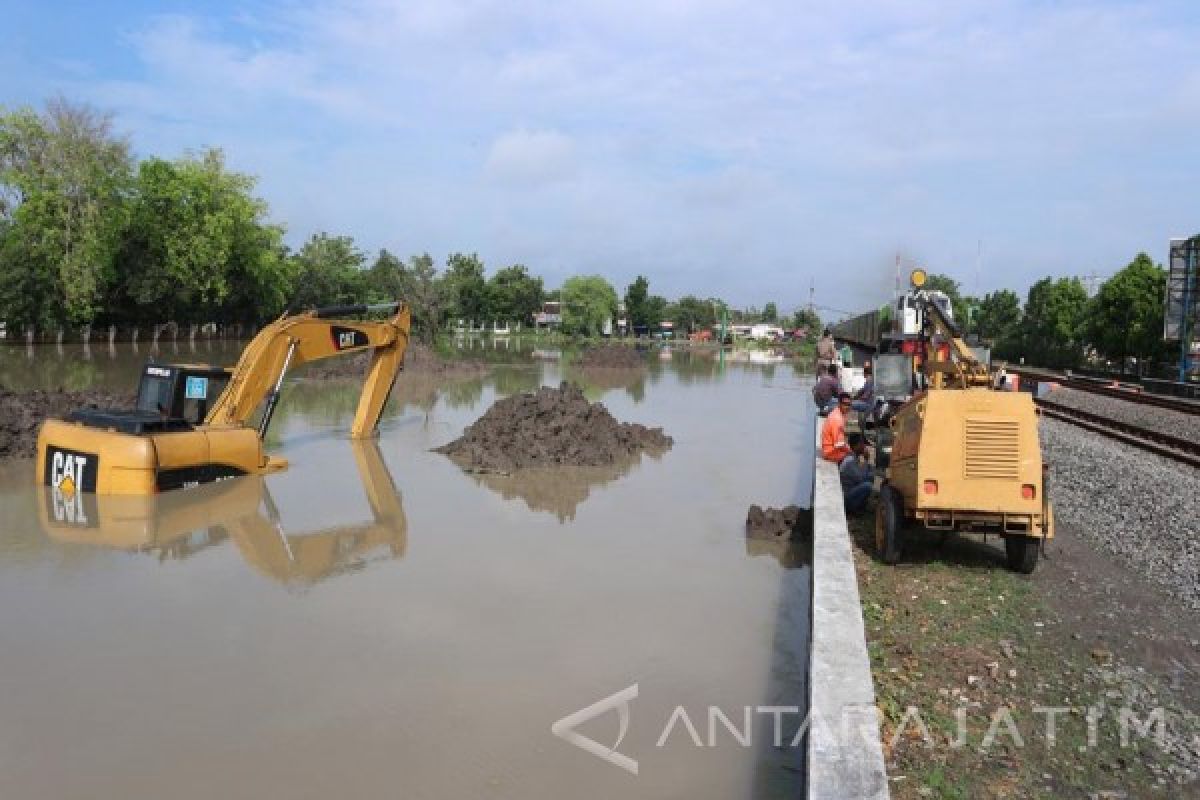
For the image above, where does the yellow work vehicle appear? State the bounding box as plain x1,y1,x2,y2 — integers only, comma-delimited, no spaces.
37,302,411,496
876,271,1053,573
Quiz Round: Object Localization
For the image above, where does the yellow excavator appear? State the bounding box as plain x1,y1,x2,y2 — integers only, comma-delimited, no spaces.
37,302,411,496
38,439,407,587
876,270,1053,573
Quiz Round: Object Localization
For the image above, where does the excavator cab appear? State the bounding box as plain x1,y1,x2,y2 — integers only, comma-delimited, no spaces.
63,364,234,438
134,364,232,424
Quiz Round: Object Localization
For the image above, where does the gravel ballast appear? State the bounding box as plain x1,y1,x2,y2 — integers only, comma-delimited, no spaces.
1040,417,1199,610
1043,385,1200,442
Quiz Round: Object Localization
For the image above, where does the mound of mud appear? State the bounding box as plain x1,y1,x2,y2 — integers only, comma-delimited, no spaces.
436,382,672,473
745,504,809,541
576,345,645,369
0,388,133,460
300,342,488,380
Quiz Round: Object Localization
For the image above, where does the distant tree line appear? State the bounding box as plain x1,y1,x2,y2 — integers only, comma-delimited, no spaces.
922,252,1171,372
1,98,813,344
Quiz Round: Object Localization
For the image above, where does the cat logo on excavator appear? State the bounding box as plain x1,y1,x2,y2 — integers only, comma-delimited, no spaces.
36,302,412,496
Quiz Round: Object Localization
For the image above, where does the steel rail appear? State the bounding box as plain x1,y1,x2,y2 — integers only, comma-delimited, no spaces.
1035,398,1200,469
1011,368,1200,417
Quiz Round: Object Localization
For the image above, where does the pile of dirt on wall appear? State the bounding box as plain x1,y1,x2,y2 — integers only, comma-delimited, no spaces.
435,382,672,473
0,388,132,460
745,504,810,541
575,345,646,369
299,342,488,380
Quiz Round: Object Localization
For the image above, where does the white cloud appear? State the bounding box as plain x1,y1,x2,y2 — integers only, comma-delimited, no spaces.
15,0,1198,307
484,129,577,186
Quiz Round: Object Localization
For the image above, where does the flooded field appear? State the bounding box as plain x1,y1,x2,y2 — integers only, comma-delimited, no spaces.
0,341,814,799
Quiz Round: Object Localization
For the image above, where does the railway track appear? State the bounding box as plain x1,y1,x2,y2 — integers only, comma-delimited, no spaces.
1035,397,1200,469
1012,368,1200,416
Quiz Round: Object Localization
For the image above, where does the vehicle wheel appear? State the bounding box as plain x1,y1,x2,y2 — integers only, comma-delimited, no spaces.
1005,535,1040,574
875,484,904,565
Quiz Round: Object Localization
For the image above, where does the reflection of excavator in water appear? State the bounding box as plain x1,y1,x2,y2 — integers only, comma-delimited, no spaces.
37,303,411,496
38,439,406,587
875,270,1054,574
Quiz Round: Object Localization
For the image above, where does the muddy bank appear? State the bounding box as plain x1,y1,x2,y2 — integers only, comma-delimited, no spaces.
575,345,646,369
299,342,489,380
0,388,132,460
745,504,808,540
435,382,672,473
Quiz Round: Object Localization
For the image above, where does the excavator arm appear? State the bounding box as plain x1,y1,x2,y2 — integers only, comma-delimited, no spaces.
916,294,993,390
204,302,412,438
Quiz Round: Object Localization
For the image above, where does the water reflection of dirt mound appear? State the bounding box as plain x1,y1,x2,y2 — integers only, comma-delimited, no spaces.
469,460,639,522
435,382,672,474
566,365,646,397
0,388,132,459
576,344,646,369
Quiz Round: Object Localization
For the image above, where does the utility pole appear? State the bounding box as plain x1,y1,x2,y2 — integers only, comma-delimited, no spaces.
1182,239,1197,384
975,239,982,298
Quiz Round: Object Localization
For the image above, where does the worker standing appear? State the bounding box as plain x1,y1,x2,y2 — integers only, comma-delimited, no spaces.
815,329,837,375
812,364,840,413
852,364,875,412
821,392,853,462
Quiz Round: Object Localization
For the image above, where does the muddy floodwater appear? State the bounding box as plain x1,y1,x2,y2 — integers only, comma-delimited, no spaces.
0,341,814,800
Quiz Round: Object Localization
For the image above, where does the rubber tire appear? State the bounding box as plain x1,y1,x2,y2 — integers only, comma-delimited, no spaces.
875,484,904,565
1005,535,1040,574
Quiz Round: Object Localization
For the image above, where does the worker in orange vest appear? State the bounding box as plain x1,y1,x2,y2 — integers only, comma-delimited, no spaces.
821,392,853,462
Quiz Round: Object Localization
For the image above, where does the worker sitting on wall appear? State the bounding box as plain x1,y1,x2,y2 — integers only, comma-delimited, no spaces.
812,364,840,414
852,364,875,412
821,392,853,462
815,329,837,375
840,433,875,514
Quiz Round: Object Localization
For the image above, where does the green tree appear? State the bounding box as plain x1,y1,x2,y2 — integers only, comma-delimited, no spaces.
624,275,650,329
670,295,716,333
922,273,968,326
762,302,778,323
975,289,1022,358
486,264,544,325
0,98,132,328
1022,277,1089,368
561,275,617,335
645,294,668,328
445,252,487,324
790,307,822,334
402,253,452,343
1085,253,1168,371
287,232,365,310
366,249,407,303
117,149,288,324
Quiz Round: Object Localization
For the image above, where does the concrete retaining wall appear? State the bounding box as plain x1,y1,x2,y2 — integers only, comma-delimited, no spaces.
807,421,890,799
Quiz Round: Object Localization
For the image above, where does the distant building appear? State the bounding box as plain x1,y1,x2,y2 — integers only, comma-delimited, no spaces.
534,301,562,329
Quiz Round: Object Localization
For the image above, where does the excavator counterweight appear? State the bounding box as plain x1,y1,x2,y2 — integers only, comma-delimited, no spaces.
36,302,412,496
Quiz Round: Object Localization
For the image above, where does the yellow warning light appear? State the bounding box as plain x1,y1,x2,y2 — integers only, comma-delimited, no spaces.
910,268,928,288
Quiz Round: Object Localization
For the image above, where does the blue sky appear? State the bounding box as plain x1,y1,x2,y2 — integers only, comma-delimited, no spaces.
4,0,1198,314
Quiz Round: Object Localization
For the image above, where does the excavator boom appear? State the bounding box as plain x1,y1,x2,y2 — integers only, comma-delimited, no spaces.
206,302,412,439
915,294,992,389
